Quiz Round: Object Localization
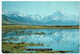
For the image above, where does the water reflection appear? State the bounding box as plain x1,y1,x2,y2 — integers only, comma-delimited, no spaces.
2,29,79,52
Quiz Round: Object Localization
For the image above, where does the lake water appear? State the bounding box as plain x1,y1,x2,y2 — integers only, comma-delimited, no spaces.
2,29,79,53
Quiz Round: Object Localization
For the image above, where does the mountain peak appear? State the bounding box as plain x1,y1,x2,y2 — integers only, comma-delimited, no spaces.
52,10,65,17
55,10,64,15
2,9,8,15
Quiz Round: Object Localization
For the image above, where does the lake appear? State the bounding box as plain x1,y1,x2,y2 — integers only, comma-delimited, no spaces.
2,29,79,53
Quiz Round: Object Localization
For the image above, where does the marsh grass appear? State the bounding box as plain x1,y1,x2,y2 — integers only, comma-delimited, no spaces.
2,39,8,41
2,42,44,53
2,25,79,30
2,25,78,53
34,32,45,35
2,42,75,53
26,33,33,35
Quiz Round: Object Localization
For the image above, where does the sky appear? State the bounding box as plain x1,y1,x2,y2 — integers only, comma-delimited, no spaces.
2,1,79,16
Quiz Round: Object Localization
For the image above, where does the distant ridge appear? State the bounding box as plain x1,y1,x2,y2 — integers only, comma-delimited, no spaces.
2,10,79,25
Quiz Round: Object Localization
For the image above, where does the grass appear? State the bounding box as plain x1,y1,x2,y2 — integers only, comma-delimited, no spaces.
2,42,44,53
2,25,78,53
2,38,18,42
25,32,45,35
2,42,75,53
2,39,8,41
2,42,26,53
2,25,79,35
2,25,79,30
26,33,33,35
34,32,45,35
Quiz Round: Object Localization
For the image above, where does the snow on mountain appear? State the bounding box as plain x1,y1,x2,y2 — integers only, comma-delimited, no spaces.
2,10,79,25
41,10,79,25
29,14,44,21
2,9,9,16
9,11,24,17
52,10,65,17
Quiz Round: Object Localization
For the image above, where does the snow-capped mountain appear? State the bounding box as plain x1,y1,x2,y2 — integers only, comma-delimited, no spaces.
2,10,79,25
2,9,9,16
29,14,44,21
2,11,36,25
41,11,79,25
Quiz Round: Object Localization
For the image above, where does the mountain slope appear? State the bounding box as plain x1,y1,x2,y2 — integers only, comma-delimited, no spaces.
2,14,26,25
41,11,79,25
2,10,79,25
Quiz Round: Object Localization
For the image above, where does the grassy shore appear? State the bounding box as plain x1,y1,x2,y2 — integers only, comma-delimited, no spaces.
2,25,79,30
2,42,75,53
2,36,75,53
2,25,79,53
2,42,44,53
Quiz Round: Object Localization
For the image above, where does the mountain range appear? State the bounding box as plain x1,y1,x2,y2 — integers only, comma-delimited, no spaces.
2,10,79,25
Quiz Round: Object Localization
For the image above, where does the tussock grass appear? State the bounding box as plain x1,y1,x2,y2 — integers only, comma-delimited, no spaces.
2,42,74,53
2,42,44,53
2,25,79,30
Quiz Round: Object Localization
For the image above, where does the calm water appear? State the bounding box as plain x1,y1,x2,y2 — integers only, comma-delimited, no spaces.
2,29,79,53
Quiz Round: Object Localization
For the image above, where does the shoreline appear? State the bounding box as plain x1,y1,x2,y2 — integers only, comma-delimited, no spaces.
2,25,79,29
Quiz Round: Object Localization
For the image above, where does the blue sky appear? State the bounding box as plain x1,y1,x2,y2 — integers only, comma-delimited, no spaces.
2,1,79,16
